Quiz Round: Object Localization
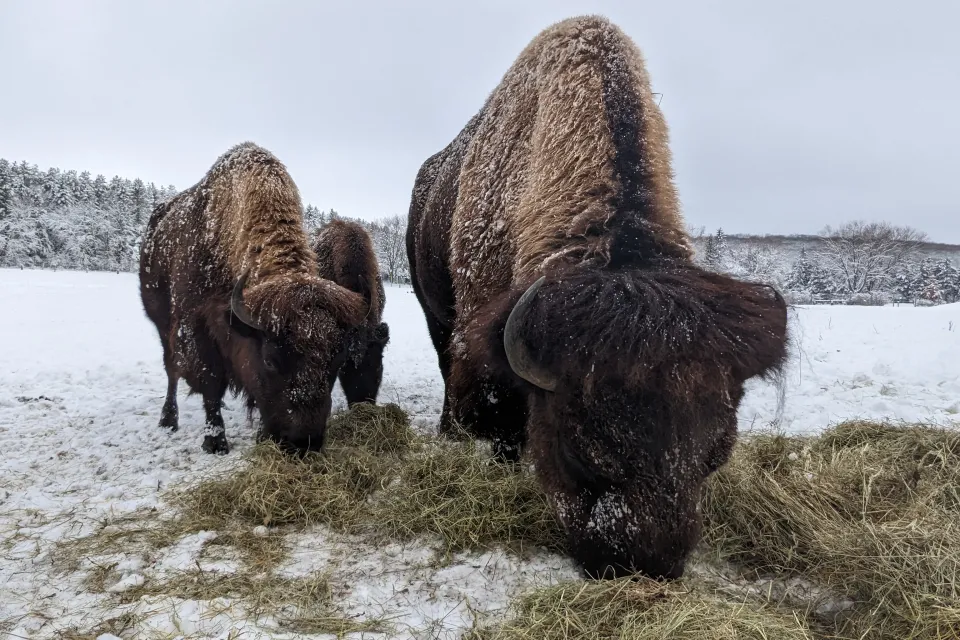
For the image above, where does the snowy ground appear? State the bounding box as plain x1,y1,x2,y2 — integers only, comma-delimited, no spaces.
2,268,959,639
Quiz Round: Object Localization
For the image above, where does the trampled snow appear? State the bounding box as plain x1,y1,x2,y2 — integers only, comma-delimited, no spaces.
2,268,959,638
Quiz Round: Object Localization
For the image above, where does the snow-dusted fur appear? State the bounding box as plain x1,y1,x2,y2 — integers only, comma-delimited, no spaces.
139,142,368,455
406,16,788,580
312,219,390,406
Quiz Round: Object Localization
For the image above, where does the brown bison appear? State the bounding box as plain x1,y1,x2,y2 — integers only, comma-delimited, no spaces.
406,16,788,580
311,219,390,406
139,142,372,454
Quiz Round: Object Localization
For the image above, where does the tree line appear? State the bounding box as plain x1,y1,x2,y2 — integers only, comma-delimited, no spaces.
695,222,960,306
0,158,411,282
3,158,957,305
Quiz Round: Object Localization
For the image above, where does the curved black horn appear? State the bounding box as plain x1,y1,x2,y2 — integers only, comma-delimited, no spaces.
230,269,264,331
503,276,557,392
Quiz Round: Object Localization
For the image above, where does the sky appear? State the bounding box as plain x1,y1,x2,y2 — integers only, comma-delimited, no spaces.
2,0,959,241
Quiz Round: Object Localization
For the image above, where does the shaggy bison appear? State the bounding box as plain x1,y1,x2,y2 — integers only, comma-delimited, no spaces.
406,16,788,580
139,142,372,455
311,219,390,406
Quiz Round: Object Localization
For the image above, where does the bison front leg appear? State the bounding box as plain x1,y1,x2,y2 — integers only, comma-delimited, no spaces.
446,358,528,464
201,392,230,455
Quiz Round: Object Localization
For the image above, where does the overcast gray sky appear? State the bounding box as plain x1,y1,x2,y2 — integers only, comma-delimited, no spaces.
2,0,958,240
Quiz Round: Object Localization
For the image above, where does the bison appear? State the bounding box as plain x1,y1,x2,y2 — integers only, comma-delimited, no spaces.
406,16,789,580
311,219,390,406
139,142,372,455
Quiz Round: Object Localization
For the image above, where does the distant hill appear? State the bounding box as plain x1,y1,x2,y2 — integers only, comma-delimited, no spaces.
692,233,960,266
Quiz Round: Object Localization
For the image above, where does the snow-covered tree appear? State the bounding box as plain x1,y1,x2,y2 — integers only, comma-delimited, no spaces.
0,159,12,221
786,247,815,292
813,220,927,296
129,179,148,225
368,214,409,283
702,235,721,271
75,171,94,204
92,174,108,209
728,244,784,288
932,259,960,304
109,176,129,212
921,270,944,304
303,205,326,231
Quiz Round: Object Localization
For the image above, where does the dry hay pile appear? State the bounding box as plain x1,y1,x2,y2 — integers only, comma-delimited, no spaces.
62,408,960,640
465,578,815,640
174,402,413,532
172,404,563,553
370,436,561,554
703,420,960,639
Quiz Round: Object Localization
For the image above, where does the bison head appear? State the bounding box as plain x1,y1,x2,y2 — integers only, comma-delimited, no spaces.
489,266,788,579
225,270,369,453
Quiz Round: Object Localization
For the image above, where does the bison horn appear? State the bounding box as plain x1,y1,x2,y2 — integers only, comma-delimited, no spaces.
503,276,557,392
230,269,265,332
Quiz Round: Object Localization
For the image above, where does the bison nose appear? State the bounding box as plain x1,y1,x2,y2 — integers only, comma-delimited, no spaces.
279,433,325,456
581,556,686,581
661,558,686,580
582,561,632,580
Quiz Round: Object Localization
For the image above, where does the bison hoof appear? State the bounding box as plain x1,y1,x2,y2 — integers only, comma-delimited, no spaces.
492,441,522,465
158,414,178,432
202,434,230,455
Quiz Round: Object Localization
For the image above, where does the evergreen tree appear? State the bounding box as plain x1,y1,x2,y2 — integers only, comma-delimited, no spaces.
702,235,721,271
92,174,108,209
148,182,161,210
714,228,727,258
922,275,943,304
914,258,942,304
807,262,839,300
303,205,325,231
76,171,94,204
15,161,40,204
934,259,960,303
786,247,815,292
61,170,80,204
109,176,129,212
129,178,147,225
893,264,918,303
43,167,73,209
0,159,12,221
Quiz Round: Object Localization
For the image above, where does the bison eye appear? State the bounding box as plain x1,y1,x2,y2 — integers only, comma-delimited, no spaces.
262,343,283,373
263,355,280,373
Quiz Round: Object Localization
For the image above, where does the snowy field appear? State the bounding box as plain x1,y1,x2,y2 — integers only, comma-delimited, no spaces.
2,267,960,639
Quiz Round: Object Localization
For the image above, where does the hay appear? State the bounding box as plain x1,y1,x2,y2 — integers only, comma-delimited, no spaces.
124,569,384,635
327,401,414,454
174,441,388,531
61,406,960,639
371,438,564,554
703,420,960,638
58,613,141,640
170,402,413,532
173,403,561,555
467,578,815,640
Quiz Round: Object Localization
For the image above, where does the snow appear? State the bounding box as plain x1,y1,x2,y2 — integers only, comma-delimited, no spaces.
2,267,960,638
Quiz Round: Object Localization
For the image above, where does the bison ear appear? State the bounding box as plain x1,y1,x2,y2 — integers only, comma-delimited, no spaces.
725,282,789,383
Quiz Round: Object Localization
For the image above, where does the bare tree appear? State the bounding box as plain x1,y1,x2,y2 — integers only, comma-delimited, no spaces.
813,221,927,295
368,214,409,283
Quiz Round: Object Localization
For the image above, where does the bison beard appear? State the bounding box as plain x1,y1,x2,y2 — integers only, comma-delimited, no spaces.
405,15,789,580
